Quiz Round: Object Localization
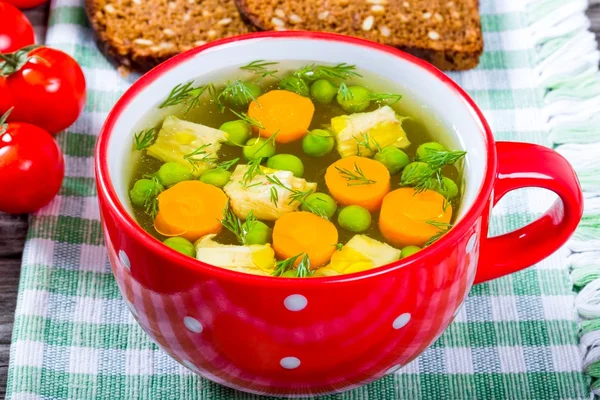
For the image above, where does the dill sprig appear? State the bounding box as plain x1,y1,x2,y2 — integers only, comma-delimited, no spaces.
294,63,361,81
337,82,354,101
183,143,215,170
134,128,156,150
420,149,467,170
335,162,377,186
401,149,466,194
143,176,162,220
218,80,259,108
353,132,381,156
215,157,240,171
242,158,263,186
334,243,344,251
230,110,265,129
159,81,212,113
278,76,310,97
368,92,402,105
424,220,453,246
272,253,313,277
265,175,328,219
240,60,279,79
269,186,279,207
219,203,257,245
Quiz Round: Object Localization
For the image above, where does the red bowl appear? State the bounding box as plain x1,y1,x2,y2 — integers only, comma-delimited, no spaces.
95,32,583,396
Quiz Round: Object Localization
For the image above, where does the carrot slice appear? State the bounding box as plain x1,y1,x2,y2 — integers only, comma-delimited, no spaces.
324,156,391,212
248,90,315,144
154,180,228,242
272,211,338,268
379,187,453,247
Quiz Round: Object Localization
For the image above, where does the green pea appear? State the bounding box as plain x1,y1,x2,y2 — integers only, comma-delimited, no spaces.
129,179,163,207
337,205,371,233
401,162,434,185
374,147,410,175
416,142,447,160
310,79,337,104
267,154,304,177
155,162,193,187
163,237,196,258
400,246,421,259
302,129,335,157
245,221,272,245
432,177,459,199
280,269,298,278
279,76,310,97
243,137,276,161
336,85,371,113
200,169,231,188
301,192,337,218
222,82,262,108
220,120,251,146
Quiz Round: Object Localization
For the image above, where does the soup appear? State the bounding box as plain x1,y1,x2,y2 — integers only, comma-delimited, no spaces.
127,60,466,278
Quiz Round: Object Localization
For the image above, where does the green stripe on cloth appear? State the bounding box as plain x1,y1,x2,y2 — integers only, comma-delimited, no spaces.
9,0,592,399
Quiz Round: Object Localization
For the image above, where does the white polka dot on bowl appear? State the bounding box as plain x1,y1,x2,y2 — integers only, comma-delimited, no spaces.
392,313,411,329
284,294,307,311
183,316,203,333
280,356,301,369
119,250,130,270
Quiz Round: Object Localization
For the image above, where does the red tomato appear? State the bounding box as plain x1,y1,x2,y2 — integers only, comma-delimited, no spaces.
0,2,35,52
0,47,86,135
2,0,47,9
0,116,64,214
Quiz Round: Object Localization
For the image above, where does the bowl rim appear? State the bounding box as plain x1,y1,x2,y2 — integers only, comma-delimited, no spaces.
95,30,497,286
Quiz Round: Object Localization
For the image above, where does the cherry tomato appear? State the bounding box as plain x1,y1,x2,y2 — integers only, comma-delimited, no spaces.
2,0,48,9
0,2,35,52
0,114,64,214
0,46,86,135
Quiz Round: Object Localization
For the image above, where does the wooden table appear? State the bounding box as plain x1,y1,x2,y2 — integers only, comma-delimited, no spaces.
1,5,600,397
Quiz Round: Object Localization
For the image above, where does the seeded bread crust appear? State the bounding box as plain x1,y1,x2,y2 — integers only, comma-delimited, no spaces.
235,0,483,70
85,0,252,72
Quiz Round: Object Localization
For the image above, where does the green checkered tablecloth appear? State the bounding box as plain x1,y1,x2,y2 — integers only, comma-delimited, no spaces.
8,0,600,398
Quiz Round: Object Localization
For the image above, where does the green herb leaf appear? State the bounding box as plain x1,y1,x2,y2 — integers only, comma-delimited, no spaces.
278,76,310,97
240,60,279,79
269,186,279,207
219,203,257,245
216,157,240,171
368,92,402,105
134,128,156,151
143,176,162,220
353,132,380,156
272,253,313,277
219,80,259,108
334,243,344,251
230,110,265,130
294,63,361,81
335,162,377,186
424,220,453,247
265,175,327,219
420,149,467,170
337,82,353,101
183,143,215,170
159,81,210,112
242,158,264,186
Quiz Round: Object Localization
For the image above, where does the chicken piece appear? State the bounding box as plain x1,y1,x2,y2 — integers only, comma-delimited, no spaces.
195,234,276,276
146,116,228,176
223,165,317,221
314,234,401,276
331,105,410,158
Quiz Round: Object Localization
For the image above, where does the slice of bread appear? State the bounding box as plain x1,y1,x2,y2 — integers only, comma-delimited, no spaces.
85,0,252,72
235,0,483,70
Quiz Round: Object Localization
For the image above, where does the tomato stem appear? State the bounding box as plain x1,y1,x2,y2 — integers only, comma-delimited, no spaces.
0,107,12,135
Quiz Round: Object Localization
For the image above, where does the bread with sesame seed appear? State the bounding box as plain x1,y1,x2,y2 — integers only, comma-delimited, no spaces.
234,0,483,70
85,0,253,73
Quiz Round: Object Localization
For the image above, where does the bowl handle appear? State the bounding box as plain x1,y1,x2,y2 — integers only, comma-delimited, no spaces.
474,141,583,284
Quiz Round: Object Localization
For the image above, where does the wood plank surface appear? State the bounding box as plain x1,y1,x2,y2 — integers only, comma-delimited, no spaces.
1,3,599,397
